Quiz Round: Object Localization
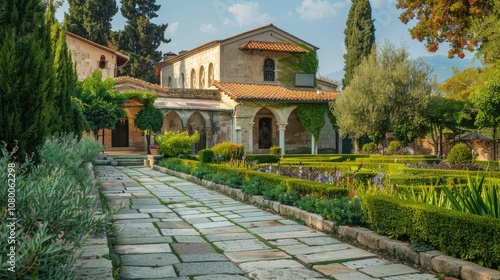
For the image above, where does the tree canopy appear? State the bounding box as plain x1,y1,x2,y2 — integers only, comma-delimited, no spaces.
113,0,170,83
396,0,500,62
77,70,126,141
342,0,375,89
332,41,435,152
64,0,118,46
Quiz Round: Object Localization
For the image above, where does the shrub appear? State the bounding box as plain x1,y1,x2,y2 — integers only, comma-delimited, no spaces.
326,196,365,226
269,145,282,157
0,135,104,279
362,142,377,152
212,142,244,162
365,195,500,268
245,154,280,164
198,149,214,163
447,142,473,164
156,131,200,157
387,140,402,152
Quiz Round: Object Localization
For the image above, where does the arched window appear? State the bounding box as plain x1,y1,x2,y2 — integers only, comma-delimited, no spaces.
199,66,205,89
167,76,172,87
181,73,185,89
208,63,214,86
190,69,196,89
99,55,107,69
264,58,275,81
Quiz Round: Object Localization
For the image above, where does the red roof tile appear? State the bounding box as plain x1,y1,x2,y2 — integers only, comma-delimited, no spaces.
213,81,337,102
239,41,308,53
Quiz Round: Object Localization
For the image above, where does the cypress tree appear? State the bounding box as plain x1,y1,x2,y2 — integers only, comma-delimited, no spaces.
65,0,117,46
64,0,86,37
342,0,375,89
115,0,170,83
0,0,53,160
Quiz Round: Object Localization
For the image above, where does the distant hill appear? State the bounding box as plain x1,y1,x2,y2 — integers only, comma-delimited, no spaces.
421,55,481,83
324,55,482,90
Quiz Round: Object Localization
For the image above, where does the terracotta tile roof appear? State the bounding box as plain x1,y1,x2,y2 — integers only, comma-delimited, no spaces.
213,81,338,102
239,41,308,53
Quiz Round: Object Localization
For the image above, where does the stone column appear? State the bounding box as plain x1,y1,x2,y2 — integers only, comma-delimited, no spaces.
311,134,316,155
248,122,254,154
277,123,287,157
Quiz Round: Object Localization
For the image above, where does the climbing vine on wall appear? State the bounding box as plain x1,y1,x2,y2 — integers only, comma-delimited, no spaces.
297,103,329,143
277,43,319,87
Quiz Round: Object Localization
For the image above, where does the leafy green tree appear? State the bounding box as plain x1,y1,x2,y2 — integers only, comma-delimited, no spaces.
77,70,125,143
114,0,170,83
133,94,163,154
470,71,500,160
64,0,118,46
424,96,466,156
0,0,53,160
342,0,375,89
396,0,500,62
332,41,435,153
439,67,480,101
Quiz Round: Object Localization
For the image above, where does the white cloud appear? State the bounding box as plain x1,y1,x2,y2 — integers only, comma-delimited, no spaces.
296,0,346,21
227,2,272,26
200,23,218,34
167,21,179,35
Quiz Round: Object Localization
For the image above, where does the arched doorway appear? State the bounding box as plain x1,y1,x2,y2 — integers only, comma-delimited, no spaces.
253,108,276,153
286,108,310,154
188,112,206,154
162,111,183,133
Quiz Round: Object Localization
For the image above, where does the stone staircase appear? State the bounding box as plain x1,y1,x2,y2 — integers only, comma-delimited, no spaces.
94,154,147,166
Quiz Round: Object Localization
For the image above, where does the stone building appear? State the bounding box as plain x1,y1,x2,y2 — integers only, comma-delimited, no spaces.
154,24,340,156
66,31,129,80
68,24,341,155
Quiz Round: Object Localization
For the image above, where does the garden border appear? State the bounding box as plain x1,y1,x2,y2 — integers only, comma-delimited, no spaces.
151,164,500,280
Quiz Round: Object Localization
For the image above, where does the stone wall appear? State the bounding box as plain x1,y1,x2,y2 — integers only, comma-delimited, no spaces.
66,35,117,80
161,45,220,89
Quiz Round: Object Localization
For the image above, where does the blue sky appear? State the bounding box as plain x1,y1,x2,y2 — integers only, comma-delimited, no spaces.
56,0,458,78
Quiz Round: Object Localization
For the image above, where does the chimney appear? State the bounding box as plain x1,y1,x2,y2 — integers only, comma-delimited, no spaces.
163,51,177,61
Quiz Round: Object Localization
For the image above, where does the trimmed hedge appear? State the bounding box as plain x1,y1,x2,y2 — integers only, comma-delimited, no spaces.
198,149,214,163
365,195,500,269
245,154,280,163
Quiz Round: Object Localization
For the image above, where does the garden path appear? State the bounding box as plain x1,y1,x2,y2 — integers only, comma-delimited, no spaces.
93,165,438,280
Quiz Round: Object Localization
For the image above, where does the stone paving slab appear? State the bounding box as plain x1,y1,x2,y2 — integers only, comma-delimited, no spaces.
225,249,292,263
171,242,216,254
343,257,392,269
213,239,269,252
259,230,327,240
114,244,171,254
313,263,356,276
174,262,244,277
160,228,200,236
296,248,376,264
332,272,378,280
193,275,249,280
120,265,177,279
113,236,174,245
280,243,353,255
384,274,438,280
239,260,324,280
119,253,180,266
359,264,421,278
179,253,229,263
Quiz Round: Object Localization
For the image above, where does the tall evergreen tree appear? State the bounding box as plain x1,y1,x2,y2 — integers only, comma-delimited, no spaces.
64,0,117,46
64,0,86,37
342,0,375,89
0,0,54,159
114,0,170,83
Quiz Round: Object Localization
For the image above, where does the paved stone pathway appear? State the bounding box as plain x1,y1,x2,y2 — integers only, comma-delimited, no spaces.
95,166,438,280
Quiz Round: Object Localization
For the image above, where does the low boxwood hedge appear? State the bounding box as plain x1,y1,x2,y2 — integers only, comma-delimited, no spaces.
365,195,500,269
